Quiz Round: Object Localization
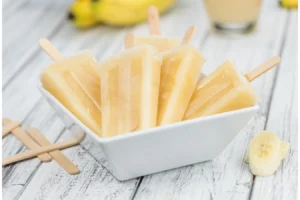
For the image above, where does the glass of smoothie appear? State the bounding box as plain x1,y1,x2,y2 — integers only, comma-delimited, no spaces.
204,0,263,34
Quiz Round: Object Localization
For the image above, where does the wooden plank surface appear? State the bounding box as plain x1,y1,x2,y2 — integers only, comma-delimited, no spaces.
2,26,140,200
250,11,298,200
2,0,297,199
2,0,68,87
133,1,294,200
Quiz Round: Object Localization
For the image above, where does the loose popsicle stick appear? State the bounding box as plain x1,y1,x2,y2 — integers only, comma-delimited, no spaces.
2,132,85,166
245,56,281,82
27,128,80,175
2,119,20,138
148,6,160,35
125,33,135,49
39,39,63,62
181,26,196,45
2,119,52,162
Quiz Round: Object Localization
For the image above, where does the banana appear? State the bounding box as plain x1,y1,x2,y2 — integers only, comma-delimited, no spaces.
280,141,290,159
68,0,176,28
280,0,298,8
247,131,289,176
68,0,98,28
91,0,176,26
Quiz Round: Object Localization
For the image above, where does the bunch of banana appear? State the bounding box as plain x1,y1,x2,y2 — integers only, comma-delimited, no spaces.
68,0,176,28
245,131,289,176
280,0,298,8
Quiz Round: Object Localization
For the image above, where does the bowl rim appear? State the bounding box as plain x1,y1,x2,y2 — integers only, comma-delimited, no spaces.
38,84,259,144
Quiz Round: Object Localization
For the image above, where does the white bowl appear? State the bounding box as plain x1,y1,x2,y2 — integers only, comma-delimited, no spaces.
38,84,258,181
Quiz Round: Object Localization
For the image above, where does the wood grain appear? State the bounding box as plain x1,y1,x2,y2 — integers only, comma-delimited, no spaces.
134,1,292,199
2,0,297,199
250,11,298,200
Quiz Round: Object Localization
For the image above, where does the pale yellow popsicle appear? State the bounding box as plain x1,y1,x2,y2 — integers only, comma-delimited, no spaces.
134,35,181,52
99,45,162,137
130,6,181,52
41,52,102,136
157,44,206,125
184,60,258,120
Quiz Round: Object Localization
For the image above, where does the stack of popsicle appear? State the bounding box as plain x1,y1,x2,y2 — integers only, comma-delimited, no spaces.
40,6,280,138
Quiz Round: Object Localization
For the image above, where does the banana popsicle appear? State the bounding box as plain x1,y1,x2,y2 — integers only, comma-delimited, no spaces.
184,57,280,120
40,40,102,136
157,27,206,125
130,6,181,52
99,44,162,137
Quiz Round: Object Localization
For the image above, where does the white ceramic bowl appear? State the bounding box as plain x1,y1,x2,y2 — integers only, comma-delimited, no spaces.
38,84,258,181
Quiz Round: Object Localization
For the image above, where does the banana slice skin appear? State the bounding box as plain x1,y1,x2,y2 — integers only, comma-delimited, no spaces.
247,131,289,176
280,141,290,159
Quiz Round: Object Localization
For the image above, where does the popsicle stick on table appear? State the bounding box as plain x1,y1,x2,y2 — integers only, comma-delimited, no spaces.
27,128,80,175
2,118,52,162
2,132,85,166
2,119,20,138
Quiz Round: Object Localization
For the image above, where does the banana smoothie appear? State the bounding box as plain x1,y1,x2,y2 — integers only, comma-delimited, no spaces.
204,0,262,33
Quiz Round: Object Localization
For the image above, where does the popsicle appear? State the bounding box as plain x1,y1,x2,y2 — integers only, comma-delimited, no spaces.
39,39,102,136
130,6,181,52
157,26,206,126
99,37,162,137
184,56,281,120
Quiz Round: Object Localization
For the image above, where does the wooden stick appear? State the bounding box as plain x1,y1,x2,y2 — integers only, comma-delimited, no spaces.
2,120,20,138
2,132,85,166
148,6,160,35
245,56,281,82
181,26,196,45
27,128,80,175
125,33,135,49
39,39,63,62
2,119,52,162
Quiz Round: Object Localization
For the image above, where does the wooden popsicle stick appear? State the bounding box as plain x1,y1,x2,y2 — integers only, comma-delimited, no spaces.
2,120,20,138
245,56,281,82
2,119,52,162
148,6,160,35
2,132,85,166
39,39,63,62
26,128,80,175
125,33,135,49
181,26,196,45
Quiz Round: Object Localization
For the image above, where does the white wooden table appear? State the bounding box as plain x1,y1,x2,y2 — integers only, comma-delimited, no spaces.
2,0,297,199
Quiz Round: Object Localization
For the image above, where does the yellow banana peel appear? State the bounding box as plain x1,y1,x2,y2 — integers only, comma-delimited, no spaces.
68,0,176,28
280,0,298,8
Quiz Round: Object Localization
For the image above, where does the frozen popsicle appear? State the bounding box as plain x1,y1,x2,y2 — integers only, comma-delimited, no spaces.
39,39,102,136
129,6,181,52
157,26,206,126
184,56,281,120
99,40,162,137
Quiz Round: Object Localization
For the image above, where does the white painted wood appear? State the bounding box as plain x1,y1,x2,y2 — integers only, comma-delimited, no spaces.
134,1,291,199
3,1,68,87
2,101,66,200
2,0,296,199
2,25,140,199
17,130,139,200
250,11,298,200
2,0,208,197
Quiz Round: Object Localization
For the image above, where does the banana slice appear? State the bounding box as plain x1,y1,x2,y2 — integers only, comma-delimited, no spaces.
280,141,290,159
248,131,282,176
244,155,249,164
